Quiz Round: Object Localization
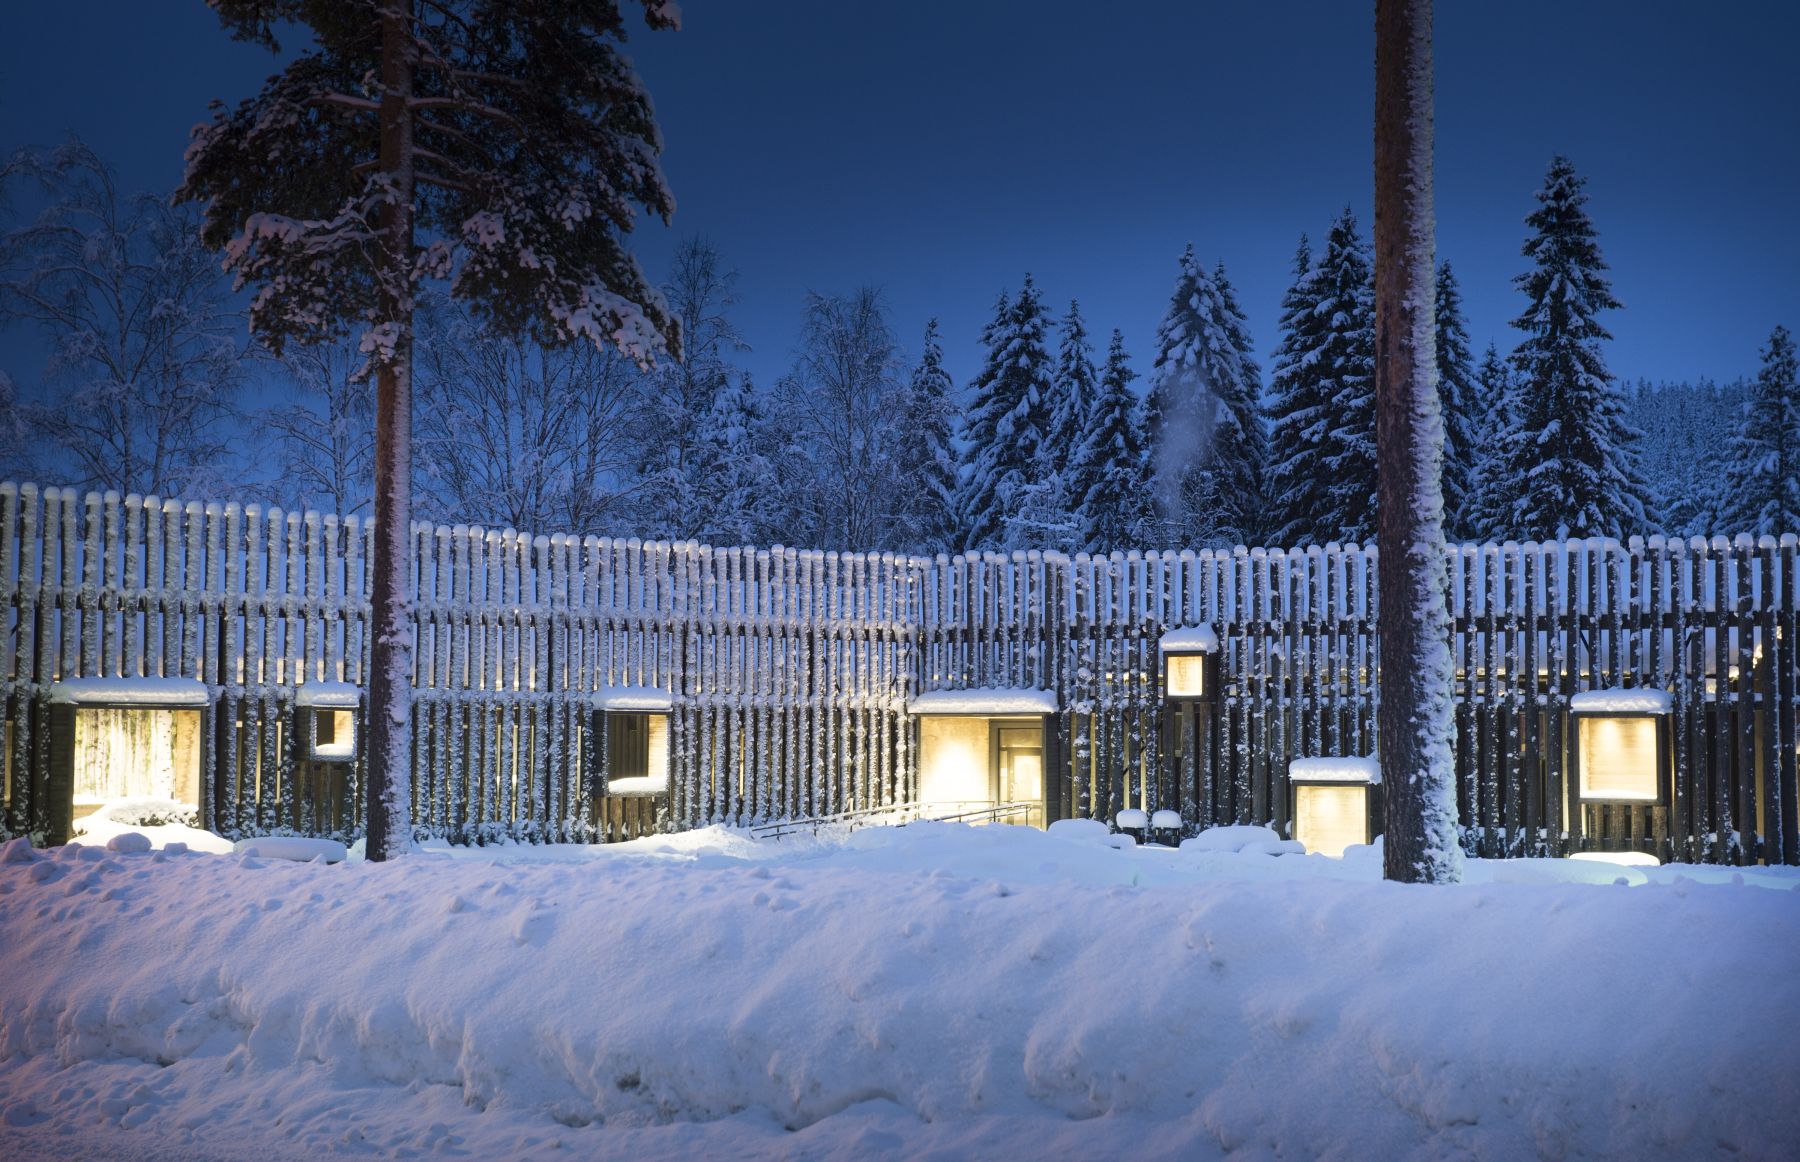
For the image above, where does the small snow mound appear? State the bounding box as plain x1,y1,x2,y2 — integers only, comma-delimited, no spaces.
1,837,38,863
1182,825,1304,856
78,798,200,830
1046,818,1111,844
1570,850,1662,868
105,832,153,855
232,837,348,864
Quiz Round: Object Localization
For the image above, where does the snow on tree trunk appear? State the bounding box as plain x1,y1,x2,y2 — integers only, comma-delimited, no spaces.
365,1,417,863
1374,0,1462,884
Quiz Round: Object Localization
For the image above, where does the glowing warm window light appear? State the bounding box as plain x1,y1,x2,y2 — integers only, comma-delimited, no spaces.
72,707,201,808
608,712,670,796
1165,654,1207,699
1293,783,1369,857
313,709,357,762
919,716,990,806
1577,716,1661,802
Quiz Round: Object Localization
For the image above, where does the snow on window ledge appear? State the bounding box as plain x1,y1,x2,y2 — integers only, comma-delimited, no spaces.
1158,625,1219,653
908,688,1059,716
1570,688,1673,715
593,686,675,712
1289,756,1382,785
606,773,668,798
295,681,360,709
50,677,210,707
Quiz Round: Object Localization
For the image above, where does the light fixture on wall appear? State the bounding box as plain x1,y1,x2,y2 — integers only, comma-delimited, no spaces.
1160,626,1219,702
1289,756,1381,857
1569,688,1672,805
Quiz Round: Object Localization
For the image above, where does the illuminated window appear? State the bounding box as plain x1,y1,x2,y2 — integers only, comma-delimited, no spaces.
917,715,1047,827
310,708,357,763
607,712,670,796
1576,715,1663,803
1159,626,1217,702
1292,783,1370,857
1165,653,1208,699
73,707,203,810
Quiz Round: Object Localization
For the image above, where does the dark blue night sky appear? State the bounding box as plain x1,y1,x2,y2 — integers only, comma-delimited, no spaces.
3,0,1795,392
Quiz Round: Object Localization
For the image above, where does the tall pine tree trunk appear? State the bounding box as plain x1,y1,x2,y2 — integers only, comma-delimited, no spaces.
1374,0,1462,882
366,0,417,862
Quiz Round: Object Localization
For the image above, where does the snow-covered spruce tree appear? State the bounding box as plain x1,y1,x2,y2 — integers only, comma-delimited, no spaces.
180,0,680,860
1041,300,1100,530
1435,262,1481,541
1213,262,1269,543
893,318,964,554
1503,155,1645,540
1312,211,1379,545
957,276,1055,550
1374,0,1461,884
1067,329,1154,552
1636,376,1749,535
1145,247,1263,547
693,370,771,545
1,141,245,497
1264,236,1326,545
1463,342,1517,540
633,236,744,539
1267,213,1377,545
1720,325,1800,535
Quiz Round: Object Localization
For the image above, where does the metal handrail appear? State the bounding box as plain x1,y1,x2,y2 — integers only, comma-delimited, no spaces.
911,801,1036,826
749,799,1036,840
748,802,924,840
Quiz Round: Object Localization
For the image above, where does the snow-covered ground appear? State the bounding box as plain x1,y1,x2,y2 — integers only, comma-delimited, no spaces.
2,821,1797,1160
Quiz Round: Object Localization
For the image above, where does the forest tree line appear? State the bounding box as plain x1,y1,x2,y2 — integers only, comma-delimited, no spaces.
3,143,1796,553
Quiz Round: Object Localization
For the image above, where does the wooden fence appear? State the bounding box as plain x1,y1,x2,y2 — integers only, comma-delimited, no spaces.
3,481,1796,864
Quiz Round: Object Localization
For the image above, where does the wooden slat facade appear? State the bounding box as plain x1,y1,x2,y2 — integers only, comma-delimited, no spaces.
3,481,1797,864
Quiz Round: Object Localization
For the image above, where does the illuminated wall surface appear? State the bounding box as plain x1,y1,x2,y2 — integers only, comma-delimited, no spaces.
919,716,991,805
608,712,671,795
1293,784,1368,857
73,707,201,807
314,709,356,761
1578,716,1662,801
1165,654,1207,699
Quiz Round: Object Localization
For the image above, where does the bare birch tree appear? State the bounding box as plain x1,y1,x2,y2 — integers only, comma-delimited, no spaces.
0,141,243,496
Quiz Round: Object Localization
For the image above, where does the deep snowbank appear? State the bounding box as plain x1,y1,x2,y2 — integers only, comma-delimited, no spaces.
1,824,1796,1159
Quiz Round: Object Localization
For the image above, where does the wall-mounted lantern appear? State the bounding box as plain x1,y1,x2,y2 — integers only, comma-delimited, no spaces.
594,687,674,797
1569,688,1672,805
1160,626,1219,820
296,682,360,763
1289,756,1381,857
1160,626,1219,702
